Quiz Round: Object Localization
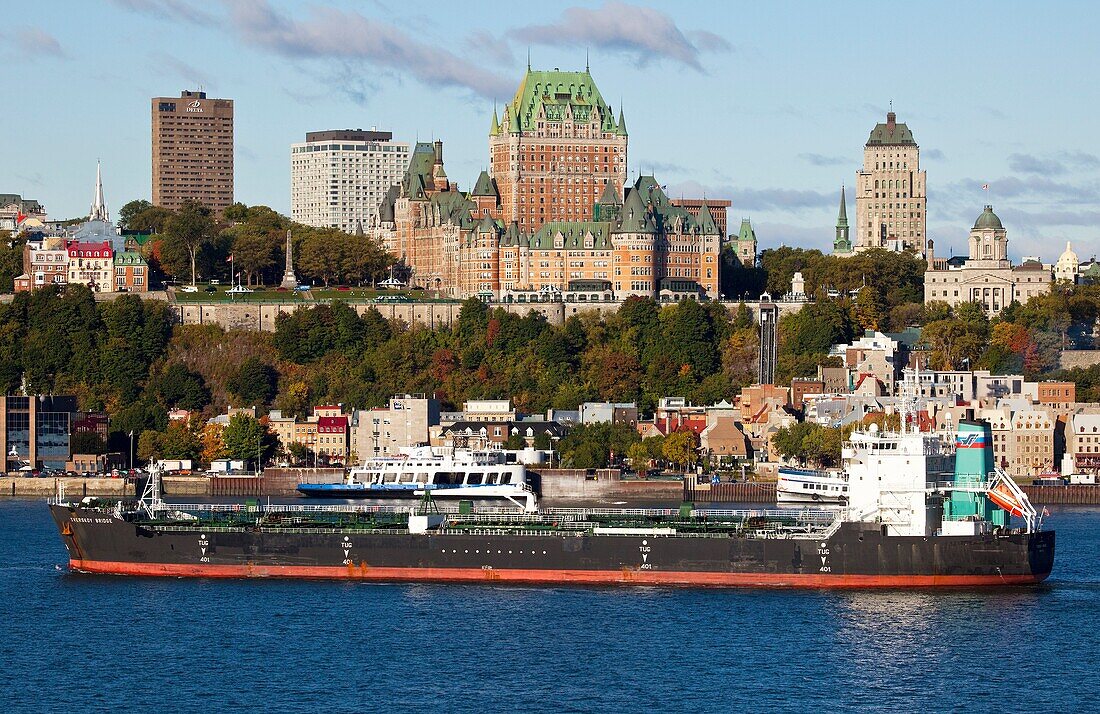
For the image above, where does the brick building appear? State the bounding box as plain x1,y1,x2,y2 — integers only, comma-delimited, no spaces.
490,67,627,233
374,67,720,301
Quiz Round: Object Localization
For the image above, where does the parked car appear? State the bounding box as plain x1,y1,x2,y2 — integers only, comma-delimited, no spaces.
204,285,217,293
181,285,198,293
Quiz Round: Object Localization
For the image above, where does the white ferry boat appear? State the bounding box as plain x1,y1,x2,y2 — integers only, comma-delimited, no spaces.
776,467,848,505
297,446,537,512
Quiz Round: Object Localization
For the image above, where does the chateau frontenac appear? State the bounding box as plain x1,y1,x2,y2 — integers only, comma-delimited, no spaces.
373,67,722,301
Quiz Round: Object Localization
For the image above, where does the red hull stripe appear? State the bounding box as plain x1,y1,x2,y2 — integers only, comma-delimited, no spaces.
69,560,1044,587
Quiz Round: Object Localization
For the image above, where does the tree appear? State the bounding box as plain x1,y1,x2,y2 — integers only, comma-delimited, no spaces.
118,200,153,229
160,420,201,461
227,357,278,406
227,224,279,286
200,423,226,464
853,285,886,332
137,430,161,462
627,441,651,473
503,432,525,450
162,200,215,285
662,430,699,472
0,230,25,293
155,363,211,411
222,413,276,465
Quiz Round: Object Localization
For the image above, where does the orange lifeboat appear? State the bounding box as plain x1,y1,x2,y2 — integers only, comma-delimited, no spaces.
988,481,1025,517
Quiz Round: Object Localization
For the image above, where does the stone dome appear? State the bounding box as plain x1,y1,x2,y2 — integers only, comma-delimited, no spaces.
973,205,1003,230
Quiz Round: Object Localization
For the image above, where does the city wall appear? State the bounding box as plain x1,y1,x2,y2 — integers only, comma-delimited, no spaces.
170,299,806,332
1059,350,1100,370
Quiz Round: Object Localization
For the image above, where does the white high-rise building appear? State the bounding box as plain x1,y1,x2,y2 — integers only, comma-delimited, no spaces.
290,129,410,233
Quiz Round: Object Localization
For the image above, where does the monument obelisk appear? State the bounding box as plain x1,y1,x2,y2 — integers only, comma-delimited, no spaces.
280,229,299,289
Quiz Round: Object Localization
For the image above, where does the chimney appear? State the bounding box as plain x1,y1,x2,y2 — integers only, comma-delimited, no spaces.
433,140,443,164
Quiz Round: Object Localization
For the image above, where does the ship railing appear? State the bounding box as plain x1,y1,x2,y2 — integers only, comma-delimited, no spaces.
152,502,529,516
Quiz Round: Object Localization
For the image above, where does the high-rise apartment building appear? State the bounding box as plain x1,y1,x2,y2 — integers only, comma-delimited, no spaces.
151,90,234,212
489,67,628,233
853,111,926,253
290,129,410,233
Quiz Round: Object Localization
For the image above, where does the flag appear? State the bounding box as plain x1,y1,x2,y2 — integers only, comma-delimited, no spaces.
1041,506,1050,517
128,430,134,437
981,184,989,190
227,254,234,263
16,211,26,224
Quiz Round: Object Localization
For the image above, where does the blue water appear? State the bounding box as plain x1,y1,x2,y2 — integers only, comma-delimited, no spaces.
1,500,1098,713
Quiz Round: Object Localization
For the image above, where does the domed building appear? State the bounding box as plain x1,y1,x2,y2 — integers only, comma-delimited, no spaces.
1055,241,1079,283
923,205,1052,316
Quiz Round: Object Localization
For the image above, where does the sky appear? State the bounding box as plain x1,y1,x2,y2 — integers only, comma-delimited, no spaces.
3,0,1100,261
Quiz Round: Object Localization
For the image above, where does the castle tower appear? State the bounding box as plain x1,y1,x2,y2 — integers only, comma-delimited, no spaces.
489,66,628,233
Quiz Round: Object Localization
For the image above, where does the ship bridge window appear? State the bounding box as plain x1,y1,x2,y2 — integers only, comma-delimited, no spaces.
436,472,462,486
383,472,398,483
417,472,429,483
467,472,484,485
501,473,512,484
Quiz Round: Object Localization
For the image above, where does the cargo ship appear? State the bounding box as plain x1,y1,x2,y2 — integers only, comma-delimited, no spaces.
48,415,1054,587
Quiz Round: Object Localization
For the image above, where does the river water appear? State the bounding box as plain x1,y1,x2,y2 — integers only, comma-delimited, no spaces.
1,499,1096,712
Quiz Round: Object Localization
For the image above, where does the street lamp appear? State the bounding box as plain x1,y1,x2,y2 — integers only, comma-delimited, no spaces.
128,430,134,470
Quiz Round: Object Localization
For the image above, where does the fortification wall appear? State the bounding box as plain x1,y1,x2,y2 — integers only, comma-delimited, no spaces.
171,299,805,332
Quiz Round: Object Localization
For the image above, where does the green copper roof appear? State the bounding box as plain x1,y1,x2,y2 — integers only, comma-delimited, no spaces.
836,186,848,228
489,107,500,137
614,176,719,236
500,221,529,247
973,205,1004,230
530,221,613,250
695,202,718,235
617,107,627,136
504,68,618,134
598,179,621,206
113,250,147,266
402,142,440,199
866,112,916,146
737,218,756,243
471,170,498,198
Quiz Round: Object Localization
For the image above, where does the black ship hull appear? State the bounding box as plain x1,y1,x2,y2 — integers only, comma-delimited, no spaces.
50,505,1055,587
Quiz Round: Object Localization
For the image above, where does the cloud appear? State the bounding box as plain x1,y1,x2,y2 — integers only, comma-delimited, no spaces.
638,159,687,175
923,148,946,160
465,30,515,66
151,51,209,86
109,0,215,26
4,27,67,59
224,0,513,99
735,187,833,212
508,2,728,71
1007,153,1066,175
798,153,847,167
667,180,832,212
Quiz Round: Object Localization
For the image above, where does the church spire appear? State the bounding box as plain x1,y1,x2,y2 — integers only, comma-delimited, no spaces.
89,161,109,222
833,186,852,254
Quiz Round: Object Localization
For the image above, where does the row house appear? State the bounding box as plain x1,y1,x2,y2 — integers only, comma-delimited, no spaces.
67,240,114,292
